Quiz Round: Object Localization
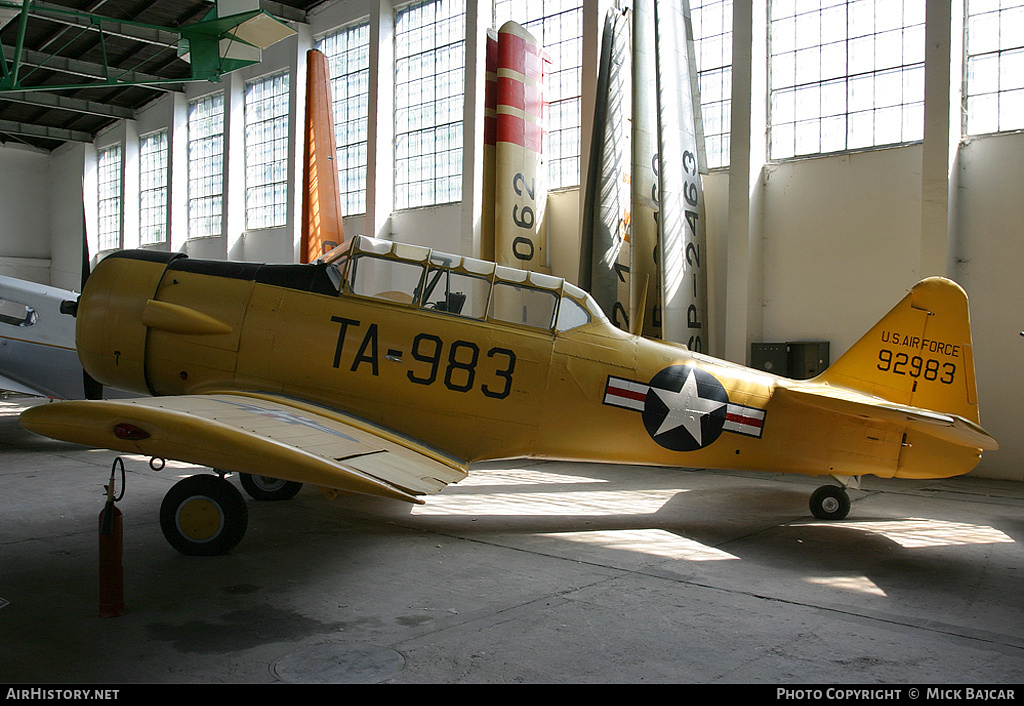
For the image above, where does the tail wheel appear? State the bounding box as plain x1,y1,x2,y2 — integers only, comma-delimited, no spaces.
240,473,303,501
809,485,851,521
160,475,248,556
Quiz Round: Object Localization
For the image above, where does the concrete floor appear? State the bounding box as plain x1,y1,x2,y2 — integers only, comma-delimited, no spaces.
2,395,1023,685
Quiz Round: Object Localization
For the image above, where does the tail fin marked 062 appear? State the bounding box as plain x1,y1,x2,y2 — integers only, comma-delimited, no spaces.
814,277,982,426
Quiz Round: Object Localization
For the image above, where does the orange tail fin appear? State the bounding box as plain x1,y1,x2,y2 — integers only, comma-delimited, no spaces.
301,49,344,263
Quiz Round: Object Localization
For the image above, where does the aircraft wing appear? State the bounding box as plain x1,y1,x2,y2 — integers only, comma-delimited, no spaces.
777,382,999,451
19,392,469,503
0,372,51,397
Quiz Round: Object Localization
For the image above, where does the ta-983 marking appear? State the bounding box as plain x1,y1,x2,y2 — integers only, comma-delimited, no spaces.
330,316,517,399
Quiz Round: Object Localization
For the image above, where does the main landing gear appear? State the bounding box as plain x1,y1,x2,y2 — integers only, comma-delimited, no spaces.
808,476,859,521
159,472,305,555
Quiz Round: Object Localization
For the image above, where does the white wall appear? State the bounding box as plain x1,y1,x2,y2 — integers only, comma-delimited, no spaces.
761,146,924,357
0,144,51,283
954,131,1024,479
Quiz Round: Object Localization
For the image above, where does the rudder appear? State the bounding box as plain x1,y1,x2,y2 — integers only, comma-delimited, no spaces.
814,277,981,424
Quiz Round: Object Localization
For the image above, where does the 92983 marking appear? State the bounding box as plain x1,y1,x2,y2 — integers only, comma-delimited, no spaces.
877,349,955,384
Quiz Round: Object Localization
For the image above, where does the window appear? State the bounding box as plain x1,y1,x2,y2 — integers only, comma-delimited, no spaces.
555,296,591,331
245,72,290,230
395,0,466,209
97,144,122,251
188,92,225,238
0,301,36,327
348,254,426,304
139,130,168,246
965,0,1024,135
423,267,491,318
769,0,926,159
495,0,583,189
691,0,733,169
488,281,558,329
317,22,371,216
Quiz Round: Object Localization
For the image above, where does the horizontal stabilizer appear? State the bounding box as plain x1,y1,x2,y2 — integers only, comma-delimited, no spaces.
20,392,469,502
778,383,999,451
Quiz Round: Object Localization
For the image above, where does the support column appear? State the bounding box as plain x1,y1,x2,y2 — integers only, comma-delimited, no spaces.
723,0,766,364
367,0,395,241
920,0,964,278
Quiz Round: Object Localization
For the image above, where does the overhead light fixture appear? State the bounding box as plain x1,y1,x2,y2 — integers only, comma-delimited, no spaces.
177,0,297,81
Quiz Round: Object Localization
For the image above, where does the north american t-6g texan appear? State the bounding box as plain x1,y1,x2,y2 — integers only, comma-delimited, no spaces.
18,240,999,555
18,42,997,556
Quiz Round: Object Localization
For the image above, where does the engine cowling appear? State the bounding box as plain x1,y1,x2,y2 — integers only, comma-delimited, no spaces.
76,251,184,395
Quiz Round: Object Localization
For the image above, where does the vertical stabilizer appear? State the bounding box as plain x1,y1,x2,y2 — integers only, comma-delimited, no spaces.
630,0,662,339
653,0,707,350
815,277,982,425
581,8,633,331
301,49,344,264
493,21,550,273
481,28,499,262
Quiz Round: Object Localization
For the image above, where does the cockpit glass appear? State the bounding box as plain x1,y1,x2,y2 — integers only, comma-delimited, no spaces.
348,254,425,305
422,268,490,319
488,282,558,330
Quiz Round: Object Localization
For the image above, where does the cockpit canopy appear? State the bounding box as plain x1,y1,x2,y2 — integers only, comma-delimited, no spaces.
321,235,606,333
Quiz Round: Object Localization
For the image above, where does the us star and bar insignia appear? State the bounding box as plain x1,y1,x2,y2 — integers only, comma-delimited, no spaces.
603,364,767,451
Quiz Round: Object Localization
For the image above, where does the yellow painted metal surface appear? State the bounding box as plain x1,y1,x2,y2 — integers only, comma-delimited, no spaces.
21,238,997,506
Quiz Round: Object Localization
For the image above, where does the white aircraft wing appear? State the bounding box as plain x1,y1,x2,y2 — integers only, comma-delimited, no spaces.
19,392,469,502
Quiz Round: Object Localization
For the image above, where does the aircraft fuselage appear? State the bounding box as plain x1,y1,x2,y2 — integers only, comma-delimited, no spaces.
74,238,984,486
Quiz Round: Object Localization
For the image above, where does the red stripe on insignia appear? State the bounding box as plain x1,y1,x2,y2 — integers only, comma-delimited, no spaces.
726,412,763,428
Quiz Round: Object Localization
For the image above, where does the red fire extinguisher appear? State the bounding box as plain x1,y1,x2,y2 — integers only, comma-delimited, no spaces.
99,457,126,618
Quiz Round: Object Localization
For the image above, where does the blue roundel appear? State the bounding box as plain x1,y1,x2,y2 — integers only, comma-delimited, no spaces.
641,365,729,451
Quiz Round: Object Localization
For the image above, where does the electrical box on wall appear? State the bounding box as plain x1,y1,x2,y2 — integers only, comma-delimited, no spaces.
751,341,830,379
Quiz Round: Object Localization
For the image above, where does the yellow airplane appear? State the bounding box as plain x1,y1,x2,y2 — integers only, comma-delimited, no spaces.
15,45,997,557
18,237,997,555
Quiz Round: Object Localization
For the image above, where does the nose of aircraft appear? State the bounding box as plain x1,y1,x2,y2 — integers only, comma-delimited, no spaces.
76,251,180,396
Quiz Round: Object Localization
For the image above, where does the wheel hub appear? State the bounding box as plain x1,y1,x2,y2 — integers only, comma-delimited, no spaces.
175,496,224,543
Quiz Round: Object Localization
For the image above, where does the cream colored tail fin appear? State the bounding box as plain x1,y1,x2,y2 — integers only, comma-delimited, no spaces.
815,277,981,424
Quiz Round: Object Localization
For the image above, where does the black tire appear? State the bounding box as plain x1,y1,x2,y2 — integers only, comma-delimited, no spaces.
239,473,303,501
809,485,851,521
160,475,248,556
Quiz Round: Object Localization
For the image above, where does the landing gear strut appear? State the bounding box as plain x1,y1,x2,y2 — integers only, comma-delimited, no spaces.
160,474,248,555
240,473,303,501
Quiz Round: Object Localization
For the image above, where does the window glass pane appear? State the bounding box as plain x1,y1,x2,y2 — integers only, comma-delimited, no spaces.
245,72,290,230
488,281,557,329
349,255,426,304
769,0,926,160
97,144,122,251
140,130,168,246
395,0,466,209
965,0,1024,135
691,0,733,168
0,301,36,327
555,296,591,331
317,22,370,216
423,268,491,318
188,93,225,238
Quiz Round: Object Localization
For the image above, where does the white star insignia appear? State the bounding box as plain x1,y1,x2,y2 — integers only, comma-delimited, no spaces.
651,368,725,445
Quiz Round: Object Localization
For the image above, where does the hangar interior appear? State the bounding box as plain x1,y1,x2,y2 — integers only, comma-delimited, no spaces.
2,0,1024,685
2,0,1022,479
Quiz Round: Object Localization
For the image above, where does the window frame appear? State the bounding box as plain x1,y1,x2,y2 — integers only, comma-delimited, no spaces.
187,91,226,239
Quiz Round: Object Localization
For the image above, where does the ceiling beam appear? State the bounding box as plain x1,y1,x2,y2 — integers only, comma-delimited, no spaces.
6,46,185,91
25,1,181,47
0,118,92,142
1,90,135,118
